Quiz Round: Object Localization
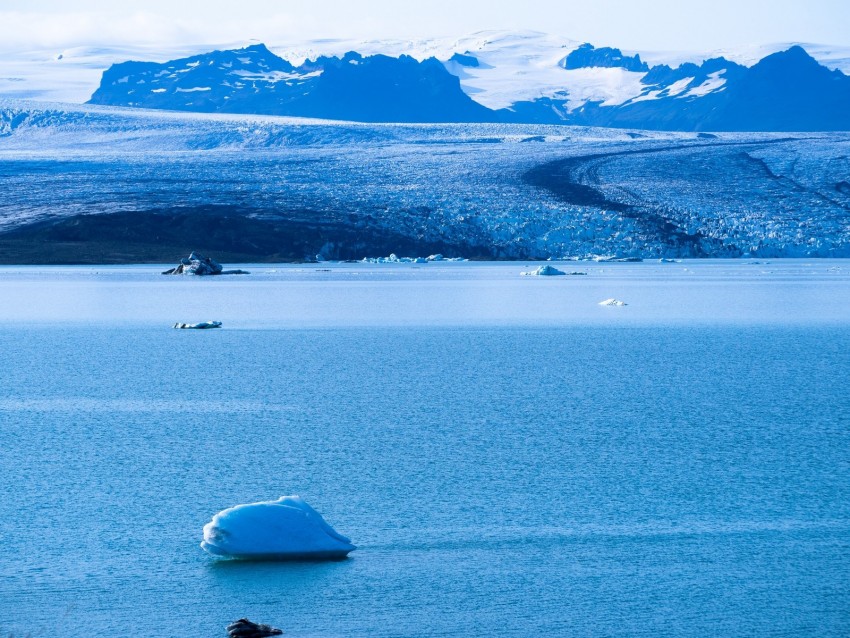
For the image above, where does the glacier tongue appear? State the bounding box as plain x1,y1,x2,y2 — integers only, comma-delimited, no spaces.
1,100,849,261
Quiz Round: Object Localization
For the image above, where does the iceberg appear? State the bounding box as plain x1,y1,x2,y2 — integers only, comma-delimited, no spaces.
201,496,356,560
360,253,467,264
162,251,250,275
598,298,628,306
522,264,566,276
173,321,222,329
593,256,644,263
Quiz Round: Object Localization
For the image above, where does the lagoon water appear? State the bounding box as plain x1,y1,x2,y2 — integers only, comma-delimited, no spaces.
1,261,849,637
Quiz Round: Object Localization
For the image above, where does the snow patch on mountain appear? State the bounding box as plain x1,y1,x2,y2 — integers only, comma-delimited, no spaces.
682,70,727,97
382,31,588,111
557,68,648,112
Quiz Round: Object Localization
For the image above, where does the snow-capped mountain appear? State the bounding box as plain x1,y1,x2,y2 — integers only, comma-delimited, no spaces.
89,44,493,123
86,32,850,131
5,31,850,130
529,45,850,131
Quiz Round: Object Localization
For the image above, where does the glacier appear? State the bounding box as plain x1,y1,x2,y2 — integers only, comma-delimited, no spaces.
201,496,356,560
0,99,848,261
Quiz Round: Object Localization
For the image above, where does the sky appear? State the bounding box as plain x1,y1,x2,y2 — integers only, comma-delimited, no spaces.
1,0,850,53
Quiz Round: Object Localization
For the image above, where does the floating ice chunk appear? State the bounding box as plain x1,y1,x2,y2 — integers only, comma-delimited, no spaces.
162,252,249,276
522,264,566,276
361,253,465,264
593,256,643,262
174,320,222,329
598,298,628,306
201,496,356,560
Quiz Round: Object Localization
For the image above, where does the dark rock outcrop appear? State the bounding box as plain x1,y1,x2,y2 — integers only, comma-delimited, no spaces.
162,251,249,275
562,43,650,72
226,618,283,637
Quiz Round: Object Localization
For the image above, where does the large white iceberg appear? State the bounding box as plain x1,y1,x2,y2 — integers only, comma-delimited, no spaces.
521,264,566,276
598,298,628,306
201,496,355,560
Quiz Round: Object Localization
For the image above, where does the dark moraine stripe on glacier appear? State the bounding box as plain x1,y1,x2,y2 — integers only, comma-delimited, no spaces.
0,206,480,264
522,138,798,255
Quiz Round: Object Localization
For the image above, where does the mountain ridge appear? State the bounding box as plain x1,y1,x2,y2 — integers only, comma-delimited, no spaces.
85,36,850,131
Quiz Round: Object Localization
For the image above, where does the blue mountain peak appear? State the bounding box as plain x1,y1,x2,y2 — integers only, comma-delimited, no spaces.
562,44,650,72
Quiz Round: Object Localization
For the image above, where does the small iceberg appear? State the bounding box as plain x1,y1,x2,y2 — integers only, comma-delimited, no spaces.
174,321,222,329
598,298,628,306
361,253,467,264
522,265,566,276
201,496,356,560
162,251,250,276
593,256,643,263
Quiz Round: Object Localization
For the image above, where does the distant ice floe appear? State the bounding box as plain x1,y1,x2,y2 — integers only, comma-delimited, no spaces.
173,321,222,330
592,256,644,262
361,253,467,264
201,496,356,560
522,265,589,276
598,298,628,306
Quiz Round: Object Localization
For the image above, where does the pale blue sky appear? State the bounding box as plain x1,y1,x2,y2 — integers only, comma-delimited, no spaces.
2,0,849,52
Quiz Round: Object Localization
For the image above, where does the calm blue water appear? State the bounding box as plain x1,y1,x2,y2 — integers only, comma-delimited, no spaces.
1,262,849,637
